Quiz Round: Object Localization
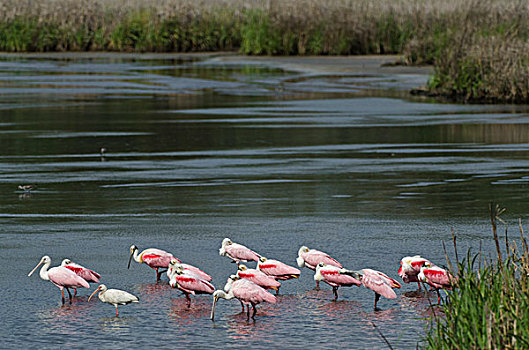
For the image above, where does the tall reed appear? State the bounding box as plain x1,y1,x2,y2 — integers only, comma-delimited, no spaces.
427,205,529,348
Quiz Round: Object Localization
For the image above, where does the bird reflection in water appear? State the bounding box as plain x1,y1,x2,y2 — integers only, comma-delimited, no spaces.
225,315,276,342
134,283,169,302
18,192,33,200
169,297,211,325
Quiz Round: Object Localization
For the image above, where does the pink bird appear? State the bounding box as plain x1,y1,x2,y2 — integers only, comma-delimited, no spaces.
341,268,402,309
166,258,212,282
297,246,342,289
314,262,361,300
257,256,301,281
219,238,261,266
237,264,281,292
61,258,101,297
169,265,215,306
211,275,277,320
128,245,180,282
398,255,431,290
418,262,457,303
28,255,90,304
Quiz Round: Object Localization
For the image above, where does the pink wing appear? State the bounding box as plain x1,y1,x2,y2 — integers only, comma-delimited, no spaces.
423,267,455,289
361,269,397,299
410,258,430,274
181,263,212,282
225,244,260,262
303,250,342,269
48,266,90,289
259,259,301,279
142,252,174,268
238,269,281,289
322,269,361,286
232,279,277,304
64,263,101,283
172,274,215,295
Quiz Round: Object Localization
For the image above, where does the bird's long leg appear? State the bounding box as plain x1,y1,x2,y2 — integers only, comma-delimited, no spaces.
240,301,245,312
251,303,257,319
246,304,250,320
333,287,338,300
73,288,77,298
66,287,73,304
186,293,191,308
115,305,119,317
275,287,280,296
436,289,441,304
61,288,65,305
417,281,421,291
315,280,320,291
374,293,381,310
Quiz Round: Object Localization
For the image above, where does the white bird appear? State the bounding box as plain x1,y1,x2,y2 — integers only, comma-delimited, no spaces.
88,284,139,317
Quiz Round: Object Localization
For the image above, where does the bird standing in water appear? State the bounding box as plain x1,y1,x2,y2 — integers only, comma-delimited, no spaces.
128,245,180,282
297,246,343,289
341,268,401,310
398,255,431,290
89,284,139,317
28,256,89,304
314,262,361,300
211,275,276,321
61,258,101,297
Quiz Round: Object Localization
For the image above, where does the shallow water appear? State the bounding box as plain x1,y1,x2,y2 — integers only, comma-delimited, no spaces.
1,54,528,349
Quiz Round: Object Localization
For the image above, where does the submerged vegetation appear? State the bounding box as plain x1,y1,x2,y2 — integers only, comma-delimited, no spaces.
0,0,529,102
427,205,529,348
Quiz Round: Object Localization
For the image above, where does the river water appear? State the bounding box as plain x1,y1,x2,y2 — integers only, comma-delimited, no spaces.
1,53,528,349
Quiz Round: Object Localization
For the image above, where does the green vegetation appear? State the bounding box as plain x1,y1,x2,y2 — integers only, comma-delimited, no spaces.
427,205,529,348
1,0,529,102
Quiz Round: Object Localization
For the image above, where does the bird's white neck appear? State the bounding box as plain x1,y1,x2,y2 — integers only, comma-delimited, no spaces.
132,249,141,263
215,290,234,300
39,261,51,281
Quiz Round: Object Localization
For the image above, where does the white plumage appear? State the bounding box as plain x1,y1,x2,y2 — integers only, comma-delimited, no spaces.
89,284,139,316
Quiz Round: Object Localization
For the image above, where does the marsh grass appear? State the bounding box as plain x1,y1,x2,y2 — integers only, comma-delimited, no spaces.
2,0,529,102
427,205,529,349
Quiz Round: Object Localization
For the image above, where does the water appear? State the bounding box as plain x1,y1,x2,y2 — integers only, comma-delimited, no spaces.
1,53,528,348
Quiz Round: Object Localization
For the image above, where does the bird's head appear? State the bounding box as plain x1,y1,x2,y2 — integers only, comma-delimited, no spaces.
61,258,72,266
128,245,138,269
88,284,107,302
222,238,232,247
28,255,51,277
223,274,238,292
317,262,327,269
259,257,267,263
238,264,247,271
298,246,310,256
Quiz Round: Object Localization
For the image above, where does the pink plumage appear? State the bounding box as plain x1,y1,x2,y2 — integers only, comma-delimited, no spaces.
419,265,455,290
360,268,401,299
170,273,215,295
257,257,301,280
398,255,431,286
219,238,260,264
231,278,277,305
297,246,342,270
49,267,90,289
237,265,281,290
141,250,175,268
62,259,101,283
315,263,361,300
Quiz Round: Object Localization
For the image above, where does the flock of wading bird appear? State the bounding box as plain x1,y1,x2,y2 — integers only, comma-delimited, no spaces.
27,238,456,319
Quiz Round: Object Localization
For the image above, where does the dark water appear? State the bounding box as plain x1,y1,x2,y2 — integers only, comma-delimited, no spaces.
1,53,528,349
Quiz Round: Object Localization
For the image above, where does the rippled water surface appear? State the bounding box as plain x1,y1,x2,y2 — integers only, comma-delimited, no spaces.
2,53,529,349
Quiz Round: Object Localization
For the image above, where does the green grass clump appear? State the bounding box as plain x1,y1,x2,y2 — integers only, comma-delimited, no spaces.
428,206,529,348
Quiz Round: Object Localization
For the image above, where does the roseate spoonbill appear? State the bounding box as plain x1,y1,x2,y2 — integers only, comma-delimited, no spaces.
128,245,180,282
169,265,215,306
61,258,101,297
418,262,456,303
237,264,281,292
211,275,276,321
219,238,261,266
88,284,139,317
297,246,342,289
398,255,431,290
18,184,36,192
257,257,301,294
28,256,90,304
314,262,361,300
166,258,212,282
341,268,401,310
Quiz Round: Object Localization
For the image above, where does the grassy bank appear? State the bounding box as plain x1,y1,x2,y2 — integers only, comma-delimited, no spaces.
427,205,529,348
1,0,529,102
